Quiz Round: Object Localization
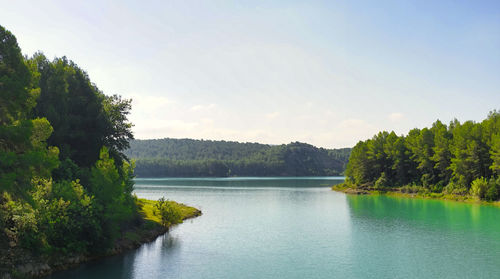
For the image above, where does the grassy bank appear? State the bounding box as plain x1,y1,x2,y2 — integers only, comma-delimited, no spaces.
332,183,500,207
137,198,201,225
116,198,201,254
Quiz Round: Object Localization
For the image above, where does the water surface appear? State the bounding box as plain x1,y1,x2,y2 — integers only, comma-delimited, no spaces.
46,177,500,278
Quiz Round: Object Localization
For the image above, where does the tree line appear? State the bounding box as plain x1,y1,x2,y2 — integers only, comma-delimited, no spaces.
345,111,500,201
0,24,137,265
126,138,351,177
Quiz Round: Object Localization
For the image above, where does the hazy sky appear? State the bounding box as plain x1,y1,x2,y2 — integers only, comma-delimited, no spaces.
1,1,499,148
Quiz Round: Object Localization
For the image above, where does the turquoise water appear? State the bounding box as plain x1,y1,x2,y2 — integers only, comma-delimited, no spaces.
46,177,500,278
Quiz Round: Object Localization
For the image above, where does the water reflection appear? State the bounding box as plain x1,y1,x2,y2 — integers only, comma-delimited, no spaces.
345,194,500,233
134,177,344,189
345,194,500,278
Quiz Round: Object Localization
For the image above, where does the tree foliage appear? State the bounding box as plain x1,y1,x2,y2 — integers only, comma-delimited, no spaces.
154,197,182,227
345,111,500,201
126,138,351,177
0,26,59,198
29,53,133,176
0,25,138,260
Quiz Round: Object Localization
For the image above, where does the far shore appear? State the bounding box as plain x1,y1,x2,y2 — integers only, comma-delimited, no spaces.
332,183,500,207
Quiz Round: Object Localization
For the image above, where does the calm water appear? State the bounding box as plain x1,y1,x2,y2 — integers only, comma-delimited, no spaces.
46,177,500,279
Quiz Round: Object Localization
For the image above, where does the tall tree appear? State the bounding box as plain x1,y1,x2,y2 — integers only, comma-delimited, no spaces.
0,26,59,197
406,128,435,187
450,121,491,187
490,133,500,176
345,141,371,185
384,132,412,186
430,120,452,185
102,94,134,164
29,54,134,182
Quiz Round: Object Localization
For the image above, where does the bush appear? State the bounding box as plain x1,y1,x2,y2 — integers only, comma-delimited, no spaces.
430,181,444,193
374,172,388,190
31,178,100,254
470,177,488,200
444,182,468,195
154,198,182,227
485,183,498,201
0,192,42,251
484,178,500,201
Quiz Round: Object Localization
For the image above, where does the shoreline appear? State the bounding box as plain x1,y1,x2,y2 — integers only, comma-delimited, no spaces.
5,200,201,279
331,184,500,207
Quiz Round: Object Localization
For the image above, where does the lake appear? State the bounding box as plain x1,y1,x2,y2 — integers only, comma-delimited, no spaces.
46,177,500,278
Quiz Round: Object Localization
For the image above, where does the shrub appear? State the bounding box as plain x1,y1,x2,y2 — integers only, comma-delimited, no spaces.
0,192,41,251
484,178,500,201
154,198,182,227
374,172,388,190
485,183,498,201
444,182,468,195
430,181,444,193
470,177,488,200
31,178,100,254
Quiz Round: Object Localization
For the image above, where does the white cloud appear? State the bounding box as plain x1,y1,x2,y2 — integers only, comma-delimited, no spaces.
388,112,404,122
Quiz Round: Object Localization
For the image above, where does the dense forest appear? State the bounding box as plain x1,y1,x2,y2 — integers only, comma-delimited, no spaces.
0,25,139,272
344,111,500,201
126,138,351,177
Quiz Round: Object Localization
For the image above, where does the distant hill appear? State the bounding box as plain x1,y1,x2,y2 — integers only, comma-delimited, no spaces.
125,138,351,177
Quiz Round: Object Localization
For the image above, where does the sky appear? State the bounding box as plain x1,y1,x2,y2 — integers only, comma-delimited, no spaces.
1,0,499,148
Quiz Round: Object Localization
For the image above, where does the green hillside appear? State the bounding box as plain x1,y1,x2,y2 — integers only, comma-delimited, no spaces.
126,138,351,177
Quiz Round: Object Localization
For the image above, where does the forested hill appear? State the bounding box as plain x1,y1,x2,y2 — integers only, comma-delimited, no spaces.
125,138,351,177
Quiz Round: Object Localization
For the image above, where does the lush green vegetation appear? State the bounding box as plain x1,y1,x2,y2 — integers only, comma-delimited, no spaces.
120,198,200,249
126,138,351,177
342,111,500,202
0,26,188,276
136,198,200,227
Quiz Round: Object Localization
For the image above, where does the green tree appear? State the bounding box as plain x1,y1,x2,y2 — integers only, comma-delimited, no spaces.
430,120,452,186
0,26,59,197
384,132,413,186
89,147,136,241
366,132,390,182
484,179,499,201
102,94,134,165
489,133,500,176
450,121,491,188
0,26,38,124
345,141,371,185
406,128,435,187
30,54,134,177
154,197,182,226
